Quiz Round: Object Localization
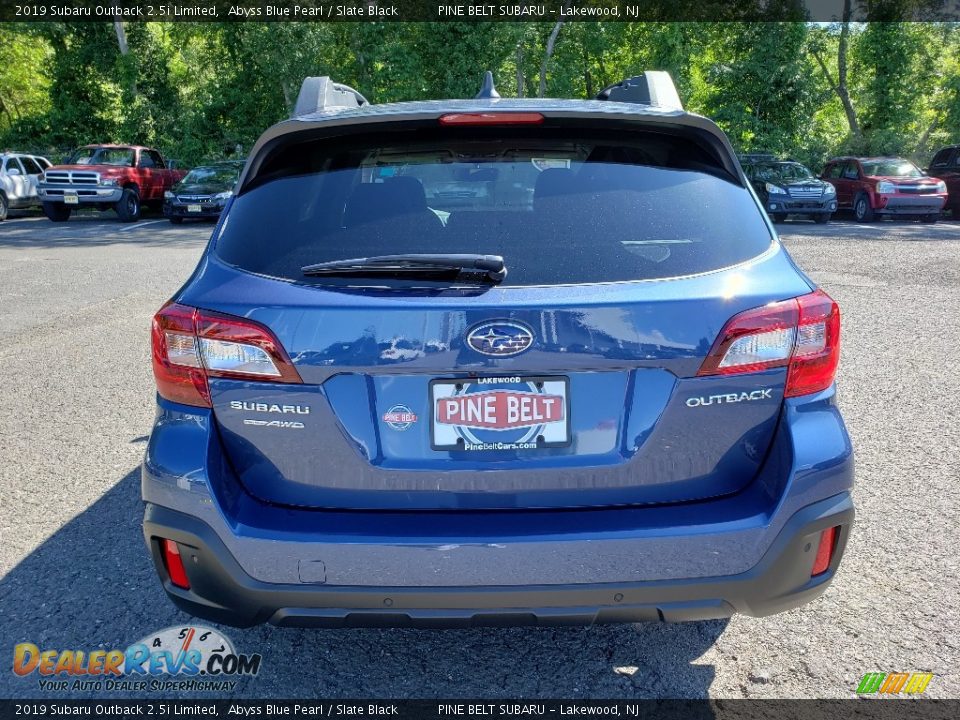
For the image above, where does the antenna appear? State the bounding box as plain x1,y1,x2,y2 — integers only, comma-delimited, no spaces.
475,71,501,100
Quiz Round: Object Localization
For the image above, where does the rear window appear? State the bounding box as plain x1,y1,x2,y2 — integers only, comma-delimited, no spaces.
216,126,772,287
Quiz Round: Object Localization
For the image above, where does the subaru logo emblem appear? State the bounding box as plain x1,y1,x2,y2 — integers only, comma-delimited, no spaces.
466,321,534,357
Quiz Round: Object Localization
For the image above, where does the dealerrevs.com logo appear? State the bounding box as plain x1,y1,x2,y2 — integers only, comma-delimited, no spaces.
856,672,934,695
13,626,261,692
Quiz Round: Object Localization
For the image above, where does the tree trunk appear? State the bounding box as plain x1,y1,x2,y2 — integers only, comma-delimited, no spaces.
835,1,861,140
916,116,938,153
538,3,571,99
582,43,593,98
113,19,128,55
810,0,861,142
0,92,13,128
515,44,525,98
113,18,137,98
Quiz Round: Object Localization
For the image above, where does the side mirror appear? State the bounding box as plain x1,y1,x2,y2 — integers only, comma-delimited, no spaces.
166,159,178,170
6,168,20,176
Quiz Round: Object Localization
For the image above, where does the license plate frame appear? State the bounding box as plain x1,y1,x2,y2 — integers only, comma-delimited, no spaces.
64,193,79,205
429,375,571,452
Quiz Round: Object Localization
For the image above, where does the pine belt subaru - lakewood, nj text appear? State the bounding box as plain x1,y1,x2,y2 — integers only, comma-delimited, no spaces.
142,73,854,628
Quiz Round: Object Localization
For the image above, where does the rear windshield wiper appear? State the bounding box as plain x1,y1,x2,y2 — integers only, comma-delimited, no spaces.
301,254,507,283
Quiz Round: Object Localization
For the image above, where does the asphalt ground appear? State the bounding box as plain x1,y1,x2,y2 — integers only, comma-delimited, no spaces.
0,208,957,700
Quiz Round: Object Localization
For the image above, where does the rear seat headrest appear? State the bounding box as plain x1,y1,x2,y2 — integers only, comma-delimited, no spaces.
533,168,577,209
383,176,428,211
343,176,430,227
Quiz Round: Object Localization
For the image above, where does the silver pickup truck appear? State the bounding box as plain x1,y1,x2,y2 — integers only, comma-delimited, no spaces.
0,153,52,221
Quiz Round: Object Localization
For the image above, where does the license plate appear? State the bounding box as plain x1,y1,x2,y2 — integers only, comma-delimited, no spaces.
187,204,202,213
64,193,78,205
430,375,570,451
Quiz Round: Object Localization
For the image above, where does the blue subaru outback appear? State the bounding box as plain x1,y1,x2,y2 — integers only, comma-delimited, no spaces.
143,72,853,628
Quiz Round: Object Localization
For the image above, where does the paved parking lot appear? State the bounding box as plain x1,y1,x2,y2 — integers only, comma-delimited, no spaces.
0,210,958,699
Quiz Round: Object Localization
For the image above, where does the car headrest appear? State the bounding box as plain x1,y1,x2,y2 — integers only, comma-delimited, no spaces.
383,176,428,212
533,168,577,209
344,176,431,227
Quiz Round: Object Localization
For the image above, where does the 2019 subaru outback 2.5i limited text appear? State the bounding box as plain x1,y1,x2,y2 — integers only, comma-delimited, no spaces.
143,73,854,628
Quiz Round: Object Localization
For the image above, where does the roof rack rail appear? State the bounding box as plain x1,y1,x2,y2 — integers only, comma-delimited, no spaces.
595,71,683,111
292,77,369,118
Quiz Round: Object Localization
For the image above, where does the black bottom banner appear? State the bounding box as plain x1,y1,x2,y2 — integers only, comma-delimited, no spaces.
1,700,959,720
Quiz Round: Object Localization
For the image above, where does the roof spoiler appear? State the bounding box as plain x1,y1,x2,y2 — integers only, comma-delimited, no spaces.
595,71,683,111
292,77,369,118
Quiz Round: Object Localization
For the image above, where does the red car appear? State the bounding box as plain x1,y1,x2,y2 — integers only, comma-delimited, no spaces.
820,156,947,223
37,144,186,222
927,145,960,217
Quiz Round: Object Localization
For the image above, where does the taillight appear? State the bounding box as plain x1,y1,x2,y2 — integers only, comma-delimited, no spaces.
439,112,544,126
811,526,839,576
151,302,301,408
698,290,840,398
161,539,190,590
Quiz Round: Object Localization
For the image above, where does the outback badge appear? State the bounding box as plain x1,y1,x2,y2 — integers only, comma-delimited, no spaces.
466,321,534,357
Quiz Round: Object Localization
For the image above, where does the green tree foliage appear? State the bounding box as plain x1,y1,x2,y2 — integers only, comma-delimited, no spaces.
852,22,940,154
0,23,52,139
1,21,958,169
697,23,815,157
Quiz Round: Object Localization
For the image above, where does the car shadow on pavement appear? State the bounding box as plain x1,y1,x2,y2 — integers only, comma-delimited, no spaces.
0,468,727,703
0,214,213,248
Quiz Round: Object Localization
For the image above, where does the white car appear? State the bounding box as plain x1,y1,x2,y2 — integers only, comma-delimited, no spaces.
0,153,52,220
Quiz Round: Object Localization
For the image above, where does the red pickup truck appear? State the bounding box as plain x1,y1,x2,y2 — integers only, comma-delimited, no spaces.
37,144,186,222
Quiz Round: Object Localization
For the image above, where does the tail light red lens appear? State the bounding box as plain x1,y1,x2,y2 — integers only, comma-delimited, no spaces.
786,291,841,398
161,539,191,589
811,526,839,576
697,290,841,398
439,112,544,126
151,302,301,408
152,304,210,407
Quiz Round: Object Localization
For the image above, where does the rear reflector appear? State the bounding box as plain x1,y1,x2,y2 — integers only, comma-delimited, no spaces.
152,302,301,407
161,539,190,589
811,526,838,576
439,112,544,126
698,290,841,398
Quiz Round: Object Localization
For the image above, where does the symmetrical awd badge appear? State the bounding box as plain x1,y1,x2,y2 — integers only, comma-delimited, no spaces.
466,321,534,357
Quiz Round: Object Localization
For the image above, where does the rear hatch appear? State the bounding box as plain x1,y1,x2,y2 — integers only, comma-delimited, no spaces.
180,115,812,510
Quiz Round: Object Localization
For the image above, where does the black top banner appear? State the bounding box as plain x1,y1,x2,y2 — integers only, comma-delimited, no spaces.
3,0,960,23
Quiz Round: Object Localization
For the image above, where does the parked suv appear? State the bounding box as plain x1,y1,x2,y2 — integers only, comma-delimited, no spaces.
741,158,837,223
38,144,186,222
927,145,960,217
143,73,853,628
0,152,51,221
821,156,946,223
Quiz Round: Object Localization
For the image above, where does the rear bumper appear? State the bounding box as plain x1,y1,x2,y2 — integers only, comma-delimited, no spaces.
143,493,853,628
142,384,854,628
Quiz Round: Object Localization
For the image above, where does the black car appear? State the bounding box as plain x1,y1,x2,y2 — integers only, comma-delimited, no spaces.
163,161,244,223
742,159,837,224
927,145,960,217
